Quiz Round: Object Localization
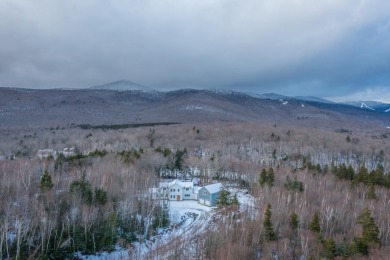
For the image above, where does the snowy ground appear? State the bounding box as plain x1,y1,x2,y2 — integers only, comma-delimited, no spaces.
130,201,214,259
76,189,254,259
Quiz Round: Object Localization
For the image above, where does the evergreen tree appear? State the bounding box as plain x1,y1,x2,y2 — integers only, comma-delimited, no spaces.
331,162,337,174
337,163,347,179
315,163,322,173
215,187,230,208
365,183,377,200
259,169,267,187
231,193,239,206
289,211,299,230
263,203,276,241
69,174,93,204
309,212,321,233
346,164,355,180
40,170,54,191
357,208,380,246
337,237,351,259
267,167,275,187
321,237,336,259
353,166,370,185
289,211,300,259
371,164,384,185
94,187,108,205
284,176,304,192
323,164,329,174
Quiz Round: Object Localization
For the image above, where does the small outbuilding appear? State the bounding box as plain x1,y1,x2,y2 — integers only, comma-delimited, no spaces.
198,183,223,206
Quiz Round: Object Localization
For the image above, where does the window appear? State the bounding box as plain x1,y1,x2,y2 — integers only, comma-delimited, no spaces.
163,187,166,190
186,188,189,191
185,194,190,197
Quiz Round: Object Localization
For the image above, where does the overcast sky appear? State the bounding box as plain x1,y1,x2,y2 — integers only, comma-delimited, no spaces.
1,0,390,101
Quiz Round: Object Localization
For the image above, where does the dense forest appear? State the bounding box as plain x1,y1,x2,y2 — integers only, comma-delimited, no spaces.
0,122,390,259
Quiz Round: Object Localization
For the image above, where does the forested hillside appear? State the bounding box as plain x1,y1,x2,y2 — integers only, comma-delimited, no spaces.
1,122,390,258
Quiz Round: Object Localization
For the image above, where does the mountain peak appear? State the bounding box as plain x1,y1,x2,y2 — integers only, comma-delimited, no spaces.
90,80,155,92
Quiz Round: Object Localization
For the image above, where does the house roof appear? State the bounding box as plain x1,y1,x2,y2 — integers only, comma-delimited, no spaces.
203,183,223,194
160,179,194,189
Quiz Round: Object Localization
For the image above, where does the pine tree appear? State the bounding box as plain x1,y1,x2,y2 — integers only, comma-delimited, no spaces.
322,237,336,259
263,203,276,241
289,211,300,259
371,164,384,185
94,187,108,205
289,212,299,230
357,208,380,246
259,169,267,187
267,167,275,187
353,166,370,185
309,212,321,233
216,188,230,208
231,193,239,206
40,170,53,191
365,183,377,200
337,163,347,179
323,164,329,174
346,164,355,180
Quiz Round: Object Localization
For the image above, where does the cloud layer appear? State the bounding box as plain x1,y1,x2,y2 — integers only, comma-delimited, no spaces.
1,0,390,100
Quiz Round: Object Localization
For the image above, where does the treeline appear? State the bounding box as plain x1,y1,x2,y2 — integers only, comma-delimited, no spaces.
77,122,178,130
305,161,390,188
331,163,390,188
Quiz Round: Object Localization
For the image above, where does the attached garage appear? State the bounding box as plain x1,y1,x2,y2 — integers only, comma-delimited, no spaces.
197,183,223,207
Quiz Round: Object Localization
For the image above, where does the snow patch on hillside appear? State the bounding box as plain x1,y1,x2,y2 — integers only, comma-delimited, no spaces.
279,99,288,105
360,102,375,110
177,104,228,114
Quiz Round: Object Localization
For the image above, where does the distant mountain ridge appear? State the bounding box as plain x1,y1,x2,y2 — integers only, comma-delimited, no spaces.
0,84,389,131
90,80,155,92
246,92,334,104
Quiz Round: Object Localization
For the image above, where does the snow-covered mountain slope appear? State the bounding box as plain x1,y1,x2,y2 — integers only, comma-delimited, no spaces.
344,101,390,112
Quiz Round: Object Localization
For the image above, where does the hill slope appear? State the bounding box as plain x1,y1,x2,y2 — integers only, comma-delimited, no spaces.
0,87,388,130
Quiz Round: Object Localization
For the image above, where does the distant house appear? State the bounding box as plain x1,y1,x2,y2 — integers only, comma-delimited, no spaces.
198,183,224,206
152,179,223,206
152,179,199,201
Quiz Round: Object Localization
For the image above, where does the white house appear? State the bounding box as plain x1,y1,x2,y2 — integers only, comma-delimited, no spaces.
152,179,200,201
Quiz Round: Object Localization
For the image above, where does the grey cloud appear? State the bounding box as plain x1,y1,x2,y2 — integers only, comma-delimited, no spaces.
0,0,390,100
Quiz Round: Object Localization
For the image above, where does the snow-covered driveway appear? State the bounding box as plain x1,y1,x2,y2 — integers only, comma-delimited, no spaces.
169,200,213,234
137,200,214,259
